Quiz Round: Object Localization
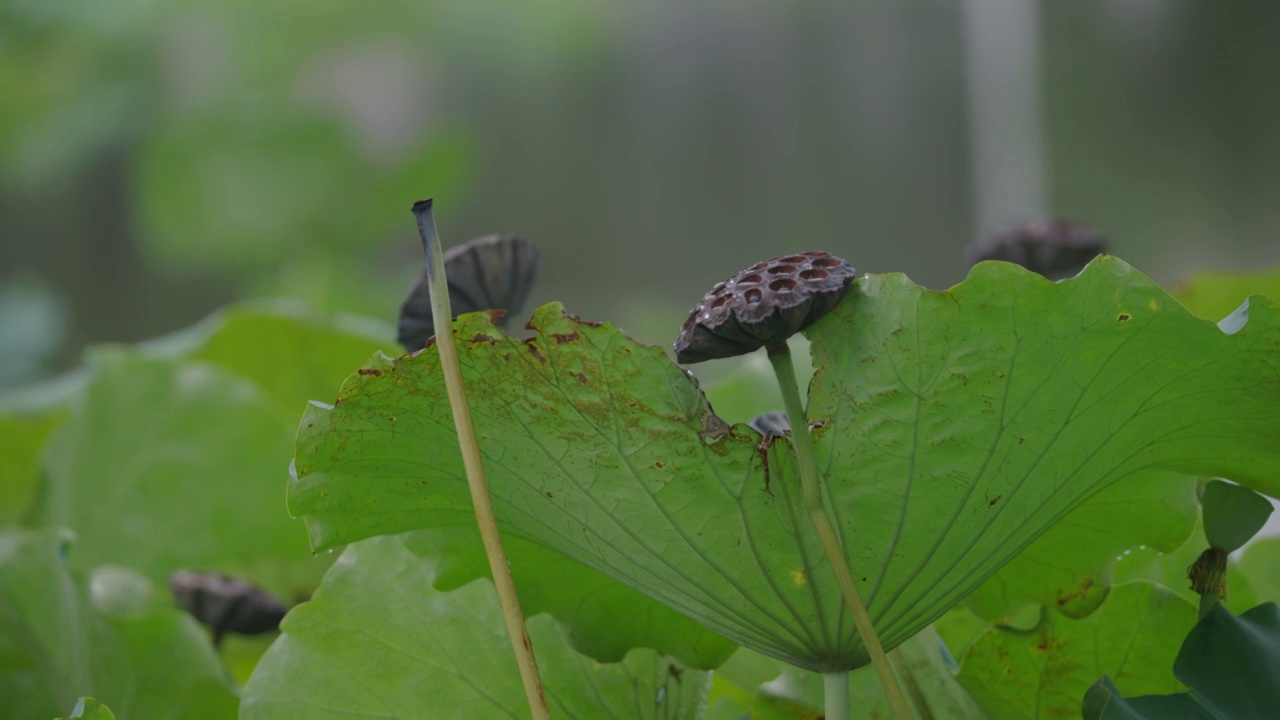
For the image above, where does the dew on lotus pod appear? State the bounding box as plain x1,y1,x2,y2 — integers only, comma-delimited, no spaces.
966,218,1107,281
169,570,289,648
398,234,543,350
673,251,857,363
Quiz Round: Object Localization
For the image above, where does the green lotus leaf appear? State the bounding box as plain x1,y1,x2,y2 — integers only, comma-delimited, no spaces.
401,527,736,669
30,349,323,597
965,469,1198,623
0,529,237,720
0,406,66,526
1083,601,1280,719
138,301,392,414
959,582,1192,719
291,257,1280,671
57,698,117,720
1201,480,1273,553
240,534,707,720
1238,537,1280,603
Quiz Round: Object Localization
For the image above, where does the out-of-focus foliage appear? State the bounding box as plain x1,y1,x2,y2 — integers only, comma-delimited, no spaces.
241,534,710,720
0,529,238,719
959,583,1192,720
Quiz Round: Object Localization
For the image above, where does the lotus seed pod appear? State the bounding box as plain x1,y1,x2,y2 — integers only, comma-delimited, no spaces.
749,410,790,438
966,218,1107,281
674,251,857,364
398,234,543,350
169,570,289,644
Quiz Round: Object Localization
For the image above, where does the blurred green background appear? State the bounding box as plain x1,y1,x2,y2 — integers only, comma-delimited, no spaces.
3,0,1278,389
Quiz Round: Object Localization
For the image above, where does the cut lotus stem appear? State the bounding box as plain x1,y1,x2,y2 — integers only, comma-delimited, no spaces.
768,342,911,720
412,199,551,720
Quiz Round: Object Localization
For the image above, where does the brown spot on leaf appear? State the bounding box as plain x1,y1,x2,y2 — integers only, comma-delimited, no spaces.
358,368,382,377
988,495,1001,507
551,332,580,344
653,461,665,469
756,437,774,496
470,333,498,344
1035,639,1049,651
545,491,553,498
524,339,546,363
563,312,604,328
573,372,588,385
485,308,507,325
1118,313,1130,322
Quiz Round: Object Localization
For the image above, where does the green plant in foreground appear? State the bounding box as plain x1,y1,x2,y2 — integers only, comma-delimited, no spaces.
284,253,1280,716
6,249,1280,718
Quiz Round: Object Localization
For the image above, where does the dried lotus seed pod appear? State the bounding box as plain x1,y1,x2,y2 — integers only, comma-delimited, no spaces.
674,251,857,363
966,218,1106,281
169,570,289,647
749,410,790,438
398,234,543,350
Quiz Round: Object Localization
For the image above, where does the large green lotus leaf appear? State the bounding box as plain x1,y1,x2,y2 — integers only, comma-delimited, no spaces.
958,582,1192,719
240,535,707,719
291,257,1280,671
0,372,84,526
0,408,65,526
138,301,392,415
31,349,325,597
965,469,1199,623
0,529,237,720
401,527,736,669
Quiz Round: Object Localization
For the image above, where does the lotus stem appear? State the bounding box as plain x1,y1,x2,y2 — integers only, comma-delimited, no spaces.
766,342,910,720
413,199,551,720
824,672,851,720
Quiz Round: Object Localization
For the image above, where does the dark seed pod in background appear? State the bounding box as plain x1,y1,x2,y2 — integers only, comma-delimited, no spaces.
966,218,1107,281
397,234,543,351
749,410,790,438
169,570,289,647
674,251,857,364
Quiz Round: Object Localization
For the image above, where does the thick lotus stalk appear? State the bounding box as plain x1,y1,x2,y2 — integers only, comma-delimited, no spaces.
398,234,543,350
169,570,288,648
674,251,910,720
412,199,551,720
966,218,1107,280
